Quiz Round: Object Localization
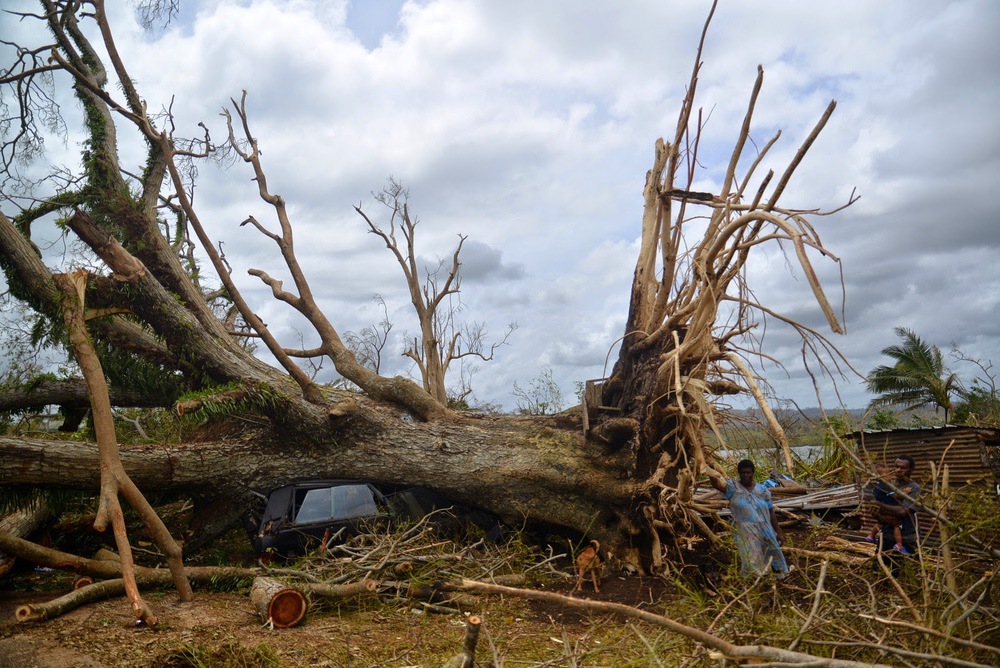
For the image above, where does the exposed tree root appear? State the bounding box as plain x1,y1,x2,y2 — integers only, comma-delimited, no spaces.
587,0,857,563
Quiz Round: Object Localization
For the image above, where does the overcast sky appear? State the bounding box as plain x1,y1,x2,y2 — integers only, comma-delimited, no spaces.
2,0,998,412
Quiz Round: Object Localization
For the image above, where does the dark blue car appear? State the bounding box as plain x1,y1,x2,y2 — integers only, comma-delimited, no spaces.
246,480,441,555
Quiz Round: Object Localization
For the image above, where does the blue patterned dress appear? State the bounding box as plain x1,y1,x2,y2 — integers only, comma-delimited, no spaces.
725,479,789,576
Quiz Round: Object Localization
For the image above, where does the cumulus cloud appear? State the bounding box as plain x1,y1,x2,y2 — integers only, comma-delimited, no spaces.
456,241,525,282
3,0,997,411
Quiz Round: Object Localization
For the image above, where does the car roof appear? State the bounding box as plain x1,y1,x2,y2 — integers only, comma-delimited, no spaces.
271,479,368,492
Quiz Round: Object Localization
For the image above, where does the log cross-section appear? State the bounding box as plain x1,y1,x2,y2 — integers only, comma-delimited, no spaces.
250,576,308,628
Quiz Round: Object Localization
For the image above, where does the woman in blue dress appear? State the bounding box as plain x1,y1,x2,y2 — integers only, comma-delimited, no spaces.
710,459,789,577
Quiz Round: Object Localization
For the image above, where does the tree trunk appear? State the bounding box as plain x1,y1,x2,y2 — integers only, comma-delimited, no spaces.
54,269,192,620
0,378,170,414
0,411,639,552
0,500,50,577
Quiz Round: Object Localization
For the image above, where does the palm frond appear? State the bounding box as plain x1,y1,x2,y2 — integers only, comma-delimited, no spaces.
865,328,957,422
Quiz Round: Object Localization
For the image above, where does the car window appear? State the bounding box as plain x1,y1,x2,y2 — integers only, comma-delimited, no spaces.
294,487,331,524
293,484,378,524
336,484,379,520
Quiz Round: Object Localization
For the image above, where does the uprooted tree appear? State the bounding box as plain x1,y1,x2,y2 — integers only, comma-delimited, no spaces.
1,2,852,578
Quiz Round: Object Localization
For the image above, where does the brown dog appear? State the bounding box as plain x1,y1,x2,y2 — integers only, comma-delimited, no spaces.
574,539,601,593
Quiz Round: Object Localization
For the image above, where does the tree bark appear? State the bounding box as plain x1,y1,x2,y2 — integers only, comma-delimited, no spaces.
250,576,308,628
0,411,637,550
0,500,50,577
0,1,849,572
0,377,171,413
54,270,192,621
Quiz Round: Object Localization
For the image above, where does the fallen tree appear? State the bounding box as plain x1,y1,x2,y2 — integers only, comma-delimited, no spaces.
0,413,633,553
0,1,850,573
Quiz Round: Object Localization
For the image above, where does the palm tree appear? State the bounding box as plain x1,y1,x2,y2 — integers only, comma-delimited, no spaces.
865,327,959,423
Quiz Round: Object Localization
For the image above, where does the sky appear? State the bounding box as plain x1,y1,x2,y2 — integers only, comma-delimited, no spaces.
1,0,998,413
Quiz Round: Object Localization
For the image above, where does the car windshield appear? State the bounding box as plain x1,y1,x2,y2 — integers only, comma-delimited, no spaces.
293,484,378,525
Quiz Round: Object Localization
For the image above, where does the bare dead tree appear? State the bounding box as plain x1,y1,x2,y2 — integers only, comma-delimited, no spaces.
219,98,446,420
355,178,515,404
343,294,394,376
512,365,564,416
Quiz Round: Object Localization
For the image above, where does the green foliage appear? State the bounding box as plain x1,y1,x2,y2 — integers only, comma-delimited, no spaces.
953,380,1000,427
28,312,66,350
343,294,392,375
793,412,857,483
0,487,91,517
941,485,1000,548
113,407,191,445
512,364,564,415
95,340,189,404
0,328,73,431
865,327,959,423
0,488,47,516
865,408,899,430
176,382,283,422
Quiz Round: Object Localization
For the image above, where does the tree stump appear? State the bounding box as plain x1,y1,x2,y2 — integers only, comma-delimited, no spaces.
250,576,307,628
442,615,481,668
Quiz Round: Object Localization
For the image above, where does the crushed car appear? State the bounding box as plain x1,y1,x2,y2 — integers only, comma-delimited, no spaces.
244,479,500,556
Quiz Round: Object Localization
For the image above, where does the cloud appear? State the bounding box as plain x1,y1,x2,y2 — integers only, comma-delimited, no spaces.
3,0,997,413
455,241,525,282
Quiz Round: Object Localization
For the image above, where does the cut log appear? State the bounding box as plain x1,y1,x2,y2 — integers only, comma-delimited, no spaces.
250,576,307,628
462,615,481,655
302,579,378,602
0,500,50,578
17,578,127,623
94,547,121,561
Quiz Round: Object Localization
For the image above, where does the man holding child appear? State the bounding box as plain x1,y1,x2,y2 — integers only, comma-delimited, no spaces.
866,454,921,563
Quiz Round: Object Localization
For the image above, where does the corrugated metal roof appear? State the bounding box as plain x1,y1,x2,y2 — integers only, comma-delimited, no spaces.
844,426,999,486
845,426,999,544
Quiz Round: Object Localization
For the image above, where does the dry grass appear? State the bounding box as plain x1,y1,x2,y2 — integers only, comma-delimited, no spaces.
3,514,997,667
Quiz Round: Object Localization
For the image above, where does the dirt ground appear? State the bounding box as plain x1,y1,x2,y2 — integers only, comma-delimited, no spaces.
1,493,723,667
0,565,678,668
13,515,986,668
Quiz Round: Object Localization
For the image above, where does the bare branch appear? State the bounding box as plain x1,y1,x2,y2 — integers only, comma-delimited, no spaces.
356,178,511,406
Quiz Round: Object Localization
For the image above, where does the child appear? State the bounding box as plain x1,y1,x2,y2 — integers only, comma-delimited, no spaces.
865,505,909,554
